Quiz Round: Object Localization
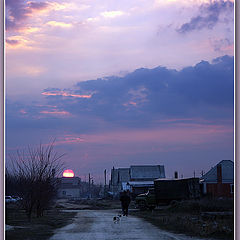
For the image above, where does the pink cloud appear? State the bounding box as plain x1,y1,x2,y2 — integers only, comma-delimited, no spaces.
82,124,231,145
52,123,232,150
40,110,70,115
41,91,92,98
221,44,234,52
36,104,57,108
47,136,86,146
19,109,27,114
123,101,137,107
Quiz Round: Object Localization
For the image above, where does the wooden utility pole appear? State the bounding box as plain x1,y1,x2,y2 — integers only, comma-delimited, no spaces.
104,169,107,197
104,169,107,186
88,173,91,198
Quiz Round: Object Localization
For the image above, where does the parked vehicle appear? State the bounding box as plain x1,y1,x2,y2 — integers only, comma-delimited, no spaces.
135,188,156,209
135,178,201,209
12,196,23,201
5,196,17,204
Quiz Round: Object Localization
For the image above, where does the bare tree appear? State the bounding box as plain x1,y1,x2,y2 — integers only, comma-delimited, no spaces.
6,141,65,221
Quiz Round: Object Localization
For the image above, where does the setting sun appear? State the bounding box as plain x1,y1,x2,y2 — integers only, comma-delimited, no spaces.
63,169,75,178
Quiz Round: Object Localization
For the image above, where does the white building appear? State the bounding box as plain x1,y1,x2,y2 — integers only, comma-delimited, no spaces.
57,176,82,199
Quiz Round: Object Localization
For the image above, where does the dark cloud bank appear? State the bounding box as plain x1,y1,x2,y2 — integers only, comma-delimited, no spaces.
7,55,234,134
177,0,234,33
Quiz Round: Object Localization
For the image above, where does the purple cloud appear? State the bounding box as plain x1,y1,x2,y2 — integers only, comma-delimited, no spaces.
6,55,233,132
27,2,48,10
177,0,233,34
6,39,20,46
5,0,49,31
211,38,233,52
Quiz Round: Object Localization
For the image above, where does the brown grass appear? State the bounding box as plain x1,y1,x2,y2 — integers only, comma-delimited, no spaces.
130,199,234,240
6,205,77,240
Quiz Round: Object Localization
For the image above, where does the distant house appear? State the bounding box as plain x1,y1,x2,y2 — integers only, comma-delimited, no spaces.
128,165,165,196
200,160,234,198
110,165,165,196
57,176,82,199
130,165,165,181
110,168,130,194
110,167,129,193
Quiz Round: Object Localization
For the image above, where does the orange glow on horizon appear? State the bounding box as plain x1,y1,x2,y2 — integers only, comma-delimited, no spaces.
63,169,75,178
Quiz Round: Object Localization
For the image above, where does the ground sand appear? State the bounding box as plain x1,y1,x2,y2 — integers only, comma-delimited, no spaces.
50,210,215,240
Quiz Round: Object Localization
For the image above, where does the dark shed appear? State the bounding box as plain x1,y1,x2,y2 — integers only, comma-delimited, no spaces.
154,178,200,203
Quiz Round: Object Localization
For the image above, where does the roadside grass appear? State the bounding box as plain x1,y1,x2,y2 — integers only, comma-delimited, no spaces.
6,205,77,240
130,199,233,240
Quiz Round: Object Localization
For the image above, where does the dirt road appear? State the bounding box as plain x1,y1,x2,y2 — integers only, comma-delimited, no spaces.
50,210,214,240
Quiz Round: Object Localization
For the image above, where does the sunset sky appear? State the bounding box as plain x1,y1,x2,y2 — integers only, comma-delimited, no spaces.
5,0,234,183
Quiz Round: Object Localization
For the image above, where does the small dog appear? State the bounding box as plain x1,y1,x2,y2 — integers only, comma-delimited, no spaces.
113,214,122,224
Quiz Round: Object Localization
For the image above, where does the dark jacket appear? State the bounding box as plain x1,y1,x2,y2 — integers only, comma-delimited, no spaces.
120,194,131,206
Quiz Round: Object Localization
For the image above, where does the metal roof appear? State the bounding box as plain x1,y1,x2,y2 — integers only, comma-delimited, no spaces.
130,165,165,180
200,160,233,183
110,165,165,186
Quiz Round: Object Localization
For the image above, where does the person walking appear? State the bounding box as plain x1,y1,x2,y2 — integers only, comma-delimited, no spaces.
120,190,131,216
